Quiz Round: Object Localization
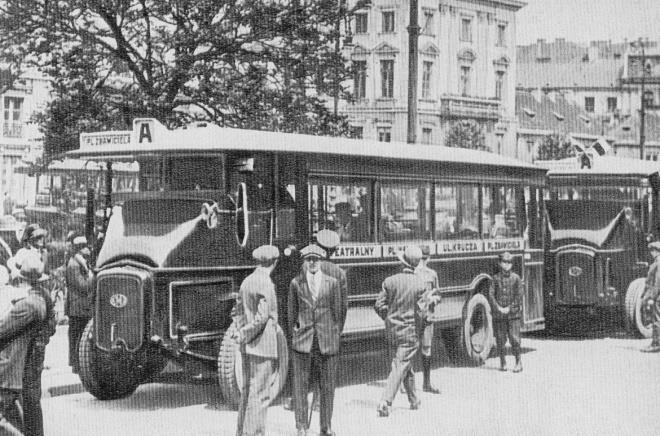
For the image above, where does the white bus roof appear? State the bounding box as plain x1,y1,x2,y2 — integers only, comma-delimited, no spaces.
67,118,544,172
541,156,660,177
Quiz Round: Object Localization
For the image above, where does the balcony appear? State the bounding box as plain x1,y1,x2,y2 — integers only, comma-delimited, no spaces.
439,95,501,120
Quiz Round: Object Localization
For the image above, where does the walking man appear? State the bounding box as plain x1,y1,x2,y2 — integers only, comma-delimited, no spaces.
65,236,93,374
289,244,344,436
0,252,55,436
641,241,660,353
415,245,441,394
375,246,428,417
489,252,523,372
234,245,280,436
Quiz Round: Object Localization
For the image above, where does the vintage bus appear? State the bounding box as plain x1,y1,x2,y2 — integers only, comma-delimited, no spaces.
541,156,660,337
67,118,546,404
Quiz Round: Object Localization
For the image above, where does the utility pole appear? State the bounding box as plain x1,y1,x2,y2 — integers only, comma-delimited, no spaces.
406,0,419,144
639,38,647,160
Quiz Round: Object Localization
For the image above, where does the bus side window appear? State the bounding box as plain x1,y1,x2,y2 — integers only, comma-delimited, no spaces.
309,181,372,242
434,184,479,240
379,182,431,242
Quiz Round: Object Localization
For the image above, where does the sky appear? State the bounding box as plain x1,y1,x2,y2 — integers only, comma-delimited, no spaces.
516,0,660,45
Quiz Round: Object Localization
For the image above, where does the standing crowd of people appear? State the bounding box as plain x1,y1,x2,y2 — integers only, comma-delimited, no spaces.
0,224,93,435
233,229,526,436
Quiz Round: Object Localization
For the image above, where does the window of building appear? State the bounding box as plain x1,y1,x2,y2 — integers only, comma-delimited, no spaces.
353,60,367,100
3,97,23,138
460,65,471,96
380,182,431,241
460,17,472,42
434,184,480,239
422,128,432,144
495,70,505,100
350,126,364,139
584,96,595,113
422,61,433,99
355,12,368,34
380,59,394,98
422,9,434,35
482,185,525,238
607,97,617,112
377,127,391,142
309,180,372,242
496,23,507,46
382,10,395,33
527,140,535,156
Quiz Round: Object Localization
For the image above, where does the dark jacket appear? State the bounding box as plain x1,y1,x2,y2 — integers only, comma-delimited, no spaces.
288,271,343,355
489,271,523,320
0,284,52,391
65,254,93,318
375,268,427,344
233,266,279,359
320,260,348,331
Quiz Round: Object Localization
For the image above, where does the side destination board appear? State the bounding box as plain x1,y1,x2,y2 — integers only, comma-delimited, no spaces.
331,238,524,259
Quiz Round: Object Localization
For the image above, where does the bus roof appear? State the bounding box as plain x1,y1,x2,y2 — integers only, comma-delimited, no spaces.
541,156,660,177
67,118,545,173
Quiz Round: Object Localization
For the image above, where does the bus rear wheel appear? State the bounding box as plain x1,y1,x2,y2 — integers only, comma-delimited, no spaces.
217,322,289,409
443,293,494,365
78,319,141,400
625,278,653,338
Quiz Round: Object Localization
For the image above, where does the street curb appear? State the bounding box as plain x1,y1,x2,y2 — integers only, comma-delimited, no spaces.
46,383,85,398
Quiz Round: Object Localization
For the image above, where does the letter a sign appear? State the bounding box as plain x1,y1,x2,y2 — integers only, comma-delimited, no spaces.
133,118,156,144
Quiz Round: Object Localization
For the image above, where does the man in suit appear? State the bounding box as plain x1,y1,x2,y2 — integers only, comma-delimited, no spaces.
289,244,344,436
234,245,280,436
375,246,428,417
65,236,93,374
315,230,348,333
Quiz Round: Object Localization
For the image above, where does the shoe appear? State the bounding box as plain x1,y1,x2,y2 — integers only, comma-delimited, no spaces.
296,429,308,436
409,399,421,410
320,429,336,436
512,361,523,373
283,397,294,411
376,402,390,417
499,365,507,372
641,344,660,353
423,384,440,394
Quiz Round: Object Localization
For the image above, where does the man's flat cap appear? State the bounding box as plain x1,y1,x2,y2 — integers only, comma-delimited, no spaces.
316,229,340,251
301,244,326,259
499,251,514,262
397,246,422,269
252,245,280,263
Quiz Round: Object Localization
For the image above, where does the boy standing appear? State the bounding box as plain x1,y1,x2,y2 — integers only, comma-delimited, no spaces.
489,251,523,373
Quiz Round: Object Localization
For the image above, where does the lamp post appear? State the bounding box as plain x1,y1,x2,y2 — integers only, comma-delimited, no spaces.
407,0,419,144
631,38,648,160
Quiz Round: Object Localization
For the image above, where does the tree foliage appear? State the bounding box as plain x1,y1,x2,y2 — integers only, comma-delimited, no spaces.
0,0,361,160
444,119,488,151
535,133,576,160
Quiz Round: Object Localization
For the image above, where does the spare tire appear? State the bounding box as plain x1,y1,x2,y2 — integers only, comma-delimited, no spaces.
442,293,494,366
625,278,652,338
217,321,289,409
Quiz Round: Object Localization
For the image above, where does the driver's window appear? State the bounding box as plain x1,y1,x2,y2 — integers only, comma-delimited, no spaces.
435,184,479,239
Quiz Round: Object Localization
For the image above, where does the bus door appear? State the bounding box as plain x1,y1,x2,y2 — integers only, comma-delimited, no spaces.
522,186,545,332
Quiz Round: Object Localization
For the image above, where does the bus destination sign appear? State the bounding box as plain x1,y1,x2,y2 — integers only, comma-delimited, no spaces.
80,131,131,149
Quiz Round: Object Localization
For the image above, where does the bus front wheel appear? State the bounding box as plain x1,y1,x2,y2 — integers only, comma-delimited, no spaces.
217,321,289,409
78,319,141,400
625,278,653,338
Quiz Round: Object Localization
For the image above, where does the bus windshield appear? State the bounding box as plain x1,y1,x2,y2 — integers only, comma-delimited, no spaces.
546,200,630,230
137,155,226,192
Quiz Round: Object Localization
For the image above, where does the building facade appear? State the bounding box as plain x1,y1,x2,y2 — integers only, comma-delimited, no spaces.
340,0,525,155
0,69,50,213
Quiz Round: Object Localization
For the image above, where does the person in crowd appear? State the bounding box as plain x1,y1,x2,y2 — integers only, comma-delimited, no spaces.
641,241,660,353
64,236,93,374
289,244,344,436
333,203,355,242
0,252,55,436
374,246,428,417
7,225,48,284
315,230,348,334
489,251,523,372
234,245,281,436
414,245,442,394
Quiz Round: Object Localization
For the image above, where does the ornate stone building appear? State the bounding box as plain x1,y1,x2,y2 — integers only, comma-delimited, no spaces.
340,0,525,156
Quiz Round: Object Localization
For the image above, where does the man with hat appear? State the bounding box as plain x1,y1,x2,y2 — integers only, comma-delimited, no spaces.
641,241,660,352
65,236,93,374
414,245,441,394
315,230,348,333
374,246,428,417
7,224,48,285
488,251,523,372
288,244,344,436
234,244,280,436
0,252,55,435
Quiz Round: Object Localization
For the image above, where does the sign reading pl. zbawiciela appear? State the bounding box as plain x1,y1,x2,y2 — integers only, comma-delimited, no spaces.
484,238,523,252
80,131,131,149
